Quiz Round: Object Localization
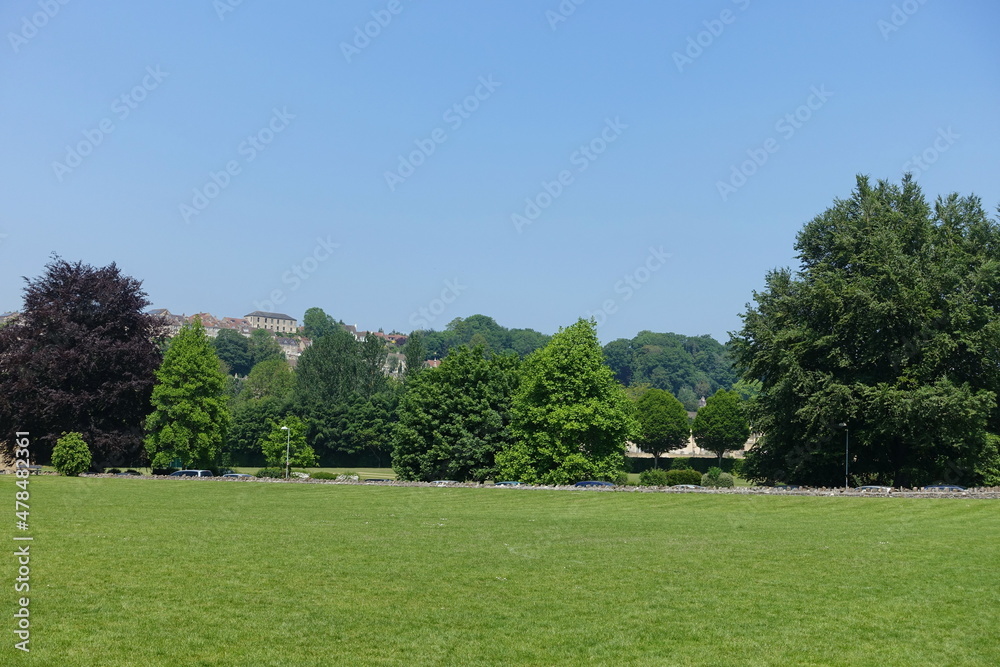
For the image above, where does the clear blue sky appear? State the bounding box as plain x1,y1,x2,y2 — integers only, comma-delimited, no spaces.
2,1,997,343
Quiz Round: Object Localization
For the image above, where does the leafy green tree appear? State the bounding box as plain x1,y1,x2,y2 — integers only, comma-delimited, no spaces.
213,328,252,376
495,319,636,484
392,346,519,482
418,315,550,360
342,384,401,468
227,397,286,455
145,319,230,469
242,357,294,402
51,432,92,476
634,388,691,467
692,390,749,466
303,307,338,340
0,257,162,467
358,334,389,397
259,415,316,471
249,328,285,367
676,386,699,412
732,175,1000,486
294,327,359,410
402,330,425,379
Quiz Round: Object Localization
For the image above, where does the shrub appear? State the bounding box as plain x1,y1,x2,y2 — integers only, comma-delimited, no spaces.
639,468,670,486
310,472,337,480
665,468,702,486
614,471,629,486
702,471,735,488
255,467,286,478
730,459,744,478
51,432,92,476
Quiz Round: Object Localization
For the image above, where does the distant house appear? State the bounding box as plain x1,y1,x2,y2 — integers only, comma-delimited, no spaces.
0,311,19,326
219,317,252,336
147,309,187,336
245,311,298,335
275,336,309,367
386,334,408,347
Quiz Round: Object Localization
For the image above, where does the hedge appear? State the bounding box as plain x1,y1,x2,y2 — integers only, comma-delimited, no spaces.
627,456,743,475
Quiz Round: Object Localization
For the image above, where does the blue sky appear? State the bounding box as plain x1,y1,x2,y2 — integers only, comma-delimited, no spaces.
2,0,997,344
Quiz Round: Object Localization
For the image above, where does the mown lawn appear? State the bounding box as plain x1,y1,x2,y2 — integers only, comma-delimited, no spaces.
7,476,999,666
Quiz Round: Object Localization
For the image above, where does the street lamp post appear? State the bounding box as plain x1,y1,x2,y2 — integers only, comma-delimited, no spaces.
837,422,849,489
280,425,290,480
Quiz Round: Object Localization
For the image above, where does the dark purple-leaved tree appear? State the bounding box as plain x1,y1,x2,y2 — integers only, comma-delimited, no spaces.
0,256,163,468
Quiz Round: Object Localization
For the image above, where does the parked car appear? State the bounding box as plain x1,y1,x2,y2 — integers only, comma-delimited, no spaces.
857,485,892,492
574,480,615,487
670,484,704,489
431,480,458,486
922,484,965,491
169,470,214,477
494,481,521,487
222,473,254,479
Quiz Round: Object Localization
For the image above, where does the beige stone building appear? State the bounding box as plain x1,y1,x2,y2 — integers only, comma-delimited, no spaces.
245,311,298,335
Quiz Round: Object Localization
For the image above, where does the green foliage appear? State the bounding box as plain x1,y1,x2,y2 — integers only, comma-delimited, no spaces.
255,467,285,478
733,175,1000,487
302,307,338,340
52,432,92,476
145,320,230,469
702,471,735,488
639,468,669,486
242,357,294,402
259,415,317,468
213,329,252,376
495,319,636,485
392,346,520,482
249,328,284,367
692,389,750,464
603,332,738,400
309,471,337,480
418,315,550,360
633,388,691,465
665,469,703,485
402,330,426,378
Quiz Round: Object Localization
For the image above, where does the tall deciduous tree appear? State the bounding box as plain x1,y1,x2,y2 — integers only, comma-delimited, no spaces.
691,389,749,466
402,330,425,379
302,307,338,340
213,328,252,376
392,346,519,482
259,415,316,470
732,175,1000,486
145,319,230,469
496,319,636,484
249,328,284,367
634,388,691,467
0,257,162,467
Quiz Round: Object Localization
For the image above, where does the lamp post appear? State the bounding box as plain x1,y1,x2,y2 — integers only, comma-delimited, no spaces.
837,422,849,489
280,425,290,480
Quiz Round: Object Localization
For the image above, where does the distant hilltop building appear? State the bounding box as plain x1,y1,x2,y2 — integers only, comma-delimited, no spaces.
245,311,297,335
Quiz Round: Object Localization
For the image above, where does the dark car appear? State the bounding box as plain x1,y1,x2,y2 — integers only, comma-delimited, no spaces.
574,480,615,488
922,484,966,491
169,469,214,477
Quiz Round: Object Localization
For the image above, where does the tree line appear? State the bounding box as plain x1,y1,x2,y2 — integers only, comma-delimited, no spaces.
6,175,997,487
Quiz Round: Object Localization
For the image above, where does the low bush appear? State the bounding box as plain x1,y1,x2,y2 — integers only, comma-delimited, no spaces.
310,472,337,480
702,469,735,488
665,468,702,486
255,467,286,478
51,432,92,476
639,468,670,486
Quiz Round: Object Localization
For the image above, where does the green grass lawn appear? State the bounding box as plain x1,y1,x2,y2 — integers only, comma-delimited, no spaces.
7,477,999,666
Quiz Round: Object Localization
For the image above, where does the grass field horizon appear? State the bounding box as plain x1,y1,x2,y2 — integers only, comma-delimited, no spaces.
9,476,998,665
